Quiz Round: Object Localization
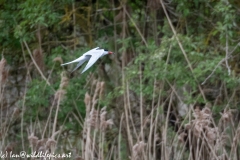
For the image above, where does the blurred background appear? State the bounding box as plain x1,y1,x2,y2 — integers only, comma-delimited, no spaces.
0,0,240,159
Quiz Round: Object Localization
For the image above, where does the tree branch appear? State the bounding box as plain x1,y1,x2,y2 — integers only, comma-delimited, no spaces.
23,40,50,86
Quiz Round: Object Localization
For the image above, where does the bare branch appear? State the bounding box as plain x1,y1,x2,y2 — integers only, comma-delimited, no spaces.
160,0,206,101
23,40,50,86
201,58,226,85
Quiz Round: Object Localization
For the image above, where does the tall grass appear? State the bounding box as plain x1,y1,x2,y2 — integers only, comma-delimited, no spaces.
1,57,240,159
1,0,240,160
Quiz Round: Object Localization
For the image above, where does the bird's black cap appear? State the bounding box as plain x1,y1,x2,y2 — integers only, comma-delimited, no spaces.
97,47,108,51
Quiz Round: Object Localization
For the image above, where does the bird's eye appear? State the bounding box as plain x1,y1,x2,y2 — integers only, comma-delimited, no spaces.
104,49,108,51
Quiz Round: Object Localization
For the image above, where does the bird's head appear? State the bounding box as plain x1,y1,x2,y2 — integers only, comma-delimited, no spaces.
104,49,114,55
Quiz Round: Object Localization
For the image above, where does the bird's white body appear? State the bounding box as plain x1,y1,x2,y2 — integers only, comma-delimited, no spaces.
61,47,112,74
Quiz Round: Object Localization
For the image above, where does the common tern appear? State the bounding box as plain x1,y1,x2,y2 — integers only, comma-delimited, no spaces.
61,47,113,74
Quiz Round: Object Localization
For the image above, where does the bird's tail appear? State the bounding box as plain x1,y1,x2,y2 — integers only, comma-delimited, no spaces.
61,62,72,66
61,59,80,66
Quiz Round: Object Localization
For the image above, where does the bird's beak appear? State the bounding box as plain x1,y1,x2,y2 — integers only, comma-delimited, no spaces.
109,51,114,54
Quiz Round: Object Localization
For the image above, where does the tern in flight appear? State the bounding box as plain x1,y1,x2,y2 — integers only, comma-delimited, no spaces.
61,47,113,74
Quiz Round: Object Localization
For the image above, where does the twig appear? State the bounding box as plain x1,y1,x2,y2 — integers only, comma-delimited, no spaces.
125,10,148,47
118,114,124,160
225,33,231,75
23,40,50,86
201,33,234,85
229,42,240,55
139,63,144,141
122,3,133,151
20,42,28,151
160,0,206,102
201,58,226,85
52,91,62,139
202,33,234,85
72,1,76,51
163,91,174,159
96,6,121,12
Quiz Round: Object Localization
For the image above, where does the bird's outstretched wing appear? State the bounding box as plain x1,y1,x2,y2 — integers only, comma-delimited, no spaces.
71,55,91,73
61,56,85,66
83,47,100,56
61,47,99,66
81,50,104,74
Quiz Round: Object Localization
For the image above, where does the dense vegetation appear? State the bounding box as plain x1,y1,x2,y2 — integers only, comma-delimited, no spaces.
0,0,240,159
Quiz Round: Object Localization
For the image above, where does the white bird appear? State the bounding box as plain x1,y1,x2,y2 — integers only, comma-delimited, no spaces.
61,47,113,74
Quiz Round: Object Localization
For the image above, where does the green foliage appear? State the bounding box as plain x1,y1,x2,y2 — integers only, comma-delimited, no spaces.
0,1,21,48
15,0,60,40
2,0,240,158
62,77,87,116
25,79,54,120
213,0,237,43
